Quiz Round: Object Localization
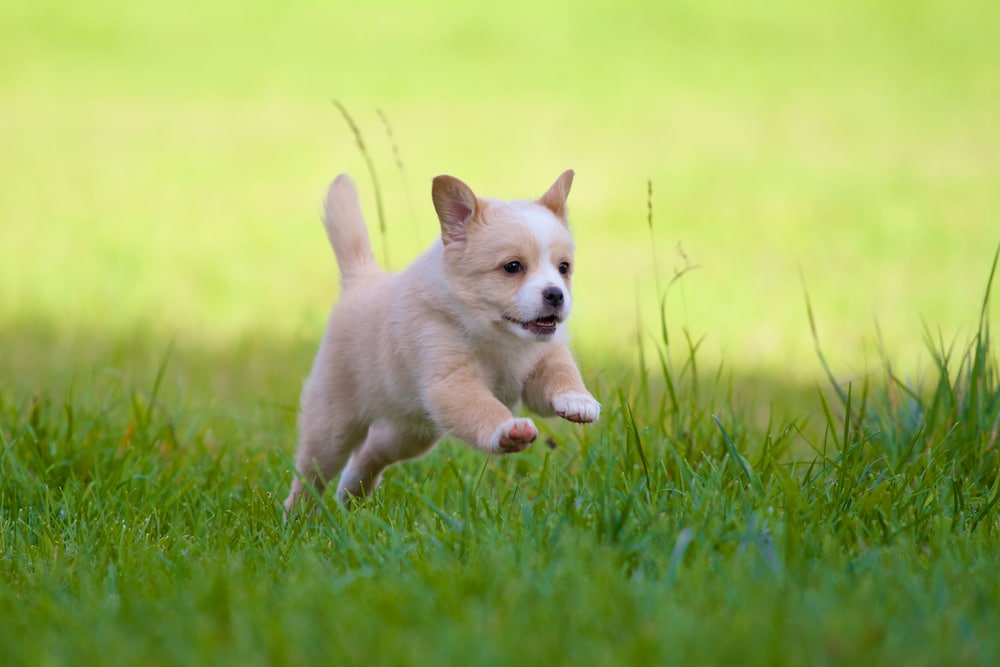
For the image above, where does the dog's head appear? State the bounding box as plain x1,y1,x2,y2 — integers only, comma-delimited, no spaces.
432,170,577,342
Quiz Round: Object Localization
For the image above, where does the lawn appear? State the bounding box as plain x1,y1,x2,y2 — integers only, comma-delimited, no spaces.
2,1,1000,665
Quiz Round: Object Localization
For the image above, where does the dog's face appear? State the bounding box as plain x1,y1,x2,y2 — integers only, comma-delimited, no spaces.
433,171,577,342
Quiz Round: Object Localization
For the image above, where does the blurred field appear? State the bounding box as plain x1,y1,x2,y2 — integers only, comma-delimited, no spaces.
3,0,999,401
3,3,1000,665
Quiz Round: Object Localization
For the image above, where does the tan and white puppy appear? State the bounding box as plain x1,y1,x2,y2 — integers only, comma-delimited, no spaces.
284,170,600,511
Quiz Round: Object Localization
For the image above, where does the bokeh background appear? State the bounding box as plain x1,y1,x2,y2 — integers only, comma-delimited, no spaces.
3,0,999,416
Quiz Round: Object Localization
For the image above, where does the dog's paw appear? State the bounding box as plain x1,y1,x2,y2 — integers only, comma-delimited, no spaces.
552,392,601,423
490,417,538,453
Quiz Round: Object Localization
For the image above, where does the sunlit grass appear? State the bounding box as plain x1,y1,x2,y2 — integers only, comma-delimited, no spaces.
3,2,1000,664
2,254,998,665
3,0,999,380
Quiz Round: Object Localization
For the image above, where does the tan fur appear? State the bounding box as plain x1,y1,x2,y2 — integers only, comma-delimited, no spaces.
284,170,600,511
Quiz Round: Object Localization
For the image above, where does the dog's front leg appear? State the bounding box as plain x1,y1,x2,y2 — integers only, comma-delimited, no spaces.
426,367,538,454
523,346,601,424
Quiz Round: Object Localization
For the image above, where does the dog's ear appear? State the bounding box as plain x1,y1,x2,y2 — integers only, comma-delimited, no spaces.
432,175,479,245
538,169,574,220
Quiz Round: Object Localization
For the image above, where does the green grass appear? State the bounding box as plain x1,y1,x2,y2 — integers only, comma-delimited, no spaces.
3,0,999,378
3,255,999,665
4,1,1000,665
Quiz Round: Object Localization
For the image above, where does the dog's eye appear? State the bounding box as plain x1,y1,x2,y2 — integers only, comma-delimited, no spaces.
503,261,523,274
558,262,571,276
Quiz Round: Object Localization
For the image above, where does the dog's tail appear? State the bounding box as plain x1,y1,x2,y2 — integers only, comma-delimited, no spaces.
322,174,380,286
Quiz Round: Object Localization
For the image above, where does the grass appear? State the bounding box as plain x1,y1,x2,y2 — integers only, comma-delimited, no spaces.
3,1,1000,664
2,254,999,665
3,0,999,377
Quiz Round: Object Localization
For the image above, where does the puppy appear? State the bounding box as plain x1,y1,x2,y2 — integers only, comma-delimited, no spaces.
283,170,600,511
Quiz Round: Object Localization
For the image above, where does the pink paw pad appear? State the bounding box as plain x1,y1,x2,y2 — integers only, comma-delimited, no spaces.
494,418,538,453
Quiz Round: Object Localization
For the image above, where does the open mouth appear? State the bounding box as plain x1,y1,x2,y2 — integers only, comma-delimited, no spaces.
504,314,560,337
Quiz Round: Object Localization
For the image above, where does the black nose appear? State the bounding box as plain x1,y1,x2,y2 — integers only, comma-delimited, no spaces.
542,286,564,307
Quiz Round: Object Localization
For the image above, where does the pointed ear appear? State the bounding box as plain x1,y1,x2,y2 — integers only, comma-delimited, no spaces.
432,175,479,245
538,169,574,219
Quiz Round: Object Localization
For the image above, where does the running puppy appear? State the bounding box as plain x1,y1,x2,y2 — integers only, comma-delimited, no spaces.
284,171,600,510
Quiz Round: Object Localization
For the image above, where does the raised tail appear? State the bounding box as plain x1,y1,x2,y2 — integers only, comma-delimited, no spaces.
322,174,380,286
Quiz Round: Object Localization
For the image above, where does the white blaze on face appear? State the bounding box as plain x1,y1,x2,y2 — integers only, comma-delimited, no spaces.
510,203,574,321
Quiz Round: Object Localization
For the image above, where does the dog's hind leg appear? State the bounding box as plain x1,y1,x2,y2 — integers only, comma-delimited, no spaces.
284,408,368,514
335,421,437,502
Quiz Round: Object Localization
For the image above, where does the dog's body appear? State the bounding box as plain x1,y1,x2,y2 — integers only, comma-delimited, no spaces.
283,171,600,511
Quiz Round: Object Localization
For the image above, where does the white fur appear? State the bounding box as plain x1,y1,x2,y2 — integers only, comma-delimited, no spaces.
515,213,573,320
284,171,599,512
552,392,602,423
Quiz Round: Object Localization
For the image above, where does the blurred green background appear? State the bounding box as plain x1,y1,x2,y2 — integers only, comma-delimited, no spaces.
2,0,999,404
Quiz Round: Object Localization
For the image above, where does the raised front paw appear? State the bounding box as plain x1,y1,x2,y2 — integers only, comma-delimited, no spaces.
490,417,538,453
552,392,601,423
